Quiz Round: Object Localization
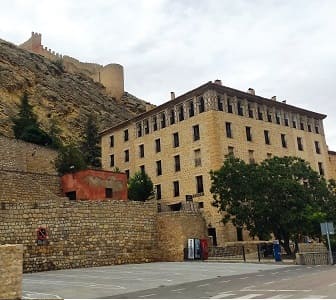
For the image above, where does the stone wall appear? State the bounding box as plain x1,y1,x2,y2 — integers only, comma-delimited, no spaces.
328,151,336,180
0,135,58,175
0,244,23,300
157,211,208,261
0,199,159,272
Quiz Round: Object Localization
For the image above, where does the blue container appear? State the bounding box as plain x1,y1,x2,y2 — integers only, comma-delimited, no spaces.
273,240,282,262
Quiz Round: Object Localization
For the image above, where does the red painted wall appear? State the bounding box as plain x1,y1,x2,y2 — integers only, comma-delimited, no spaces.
61,169,127,201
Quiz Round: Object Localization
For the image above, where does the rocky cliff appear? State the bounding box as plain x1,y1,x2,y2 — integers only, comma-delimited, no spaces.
0,38,152,142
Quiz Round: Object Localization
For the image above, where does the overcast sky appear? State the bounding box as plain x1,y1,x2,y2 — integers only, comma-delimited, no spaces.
1,0,336,149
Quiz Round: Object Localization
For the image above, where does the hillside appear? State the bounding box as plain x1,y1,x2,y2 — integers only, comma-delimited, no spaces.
0,38,151,142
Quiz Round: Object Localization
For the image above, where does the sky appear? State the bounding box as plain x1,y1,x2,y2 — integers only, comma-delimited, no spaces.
1,0,336,149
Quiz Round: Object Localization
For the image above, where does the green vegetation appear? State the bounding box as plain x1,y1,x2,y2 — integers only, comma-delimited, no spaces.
128,171,154,202
55,144,87,175
210,155,336,255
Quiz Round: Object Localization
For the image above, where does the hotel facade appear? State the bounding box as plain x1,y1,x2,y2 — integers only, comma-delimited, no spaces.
100,80,334,246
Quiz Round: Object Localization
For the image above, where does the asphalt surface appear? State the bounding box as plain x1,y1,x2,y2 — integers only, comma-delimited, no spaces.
22,262,336,299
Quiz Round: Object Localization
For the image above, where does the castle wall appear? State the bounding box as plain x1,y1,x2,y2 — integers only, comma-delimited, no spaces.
0,245,23,300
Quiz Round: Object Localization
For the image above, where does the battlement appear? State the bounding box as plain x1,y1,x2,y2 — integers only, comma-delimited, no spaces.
19,32,124,100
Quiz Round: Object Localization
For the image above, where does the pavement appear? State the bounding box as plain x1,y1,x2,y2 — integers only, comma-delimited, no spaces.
22,261,294,299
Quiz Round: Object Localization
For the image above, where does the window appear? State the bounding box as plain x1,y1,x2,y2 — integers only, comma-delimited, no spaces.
198,97,205,113
276,112,281,124
297,137,303,151
308,124,312,132
160,112,166,128
66,191,76,200
170,109,175,125
178,105,184,121
110,154,114,167
318,162,324,176
198,202,204,209
315,126,319,134
140,165,145,173
153,116,158,131
173,132,179,147
155,138,161,153
246,126,252,141
136,122,142,137
124,129,129,141
284,116,289,127
189,101,195,117
267,111,272,122
173,181,180,197
144,119,149,134
105,188,113,198
124,149,129,162
225,122,232,138
194,149,201,167
193,125,200,141
125,170,130,180
156,160,162,176
228,146,234,155
257,107,263,120
264,130,270,145
315,141,321,154
110,135,114,147
196,175,204,193
139,144,144,158
293,120,297,128
248,104,254,118
174,155,181,172
227,99,233,113
217,96,223,111
237,227,243,241
237,101,243,116
155,184,162,200
267,153,272,159
300,122,304,130
248,150,255,164
281,134,287,148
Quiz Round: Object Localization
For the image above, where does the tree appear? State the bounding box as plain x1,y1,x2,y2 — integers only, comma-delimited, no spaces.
128,171,154,202
12,92,52,146
55,144,87,175
210,155,333,255
48,118,63,149
81,113,101,168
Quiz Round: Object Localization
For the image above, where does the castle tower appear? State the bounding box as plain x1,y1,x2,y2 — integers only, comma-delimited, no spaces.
99,64,125,101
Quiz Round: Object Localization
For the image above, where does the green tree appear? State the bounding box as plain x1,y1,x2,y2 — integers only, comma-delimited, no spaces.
55,144,87,175
128,171,154,202
210,155,333,255
12,92,52,146
81,113,101,168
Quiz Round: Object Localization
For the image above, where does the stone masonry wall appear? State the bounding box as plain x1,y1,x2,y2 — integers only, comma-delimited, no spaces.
157,211,208,261
0,200,159,272
0,244,23,300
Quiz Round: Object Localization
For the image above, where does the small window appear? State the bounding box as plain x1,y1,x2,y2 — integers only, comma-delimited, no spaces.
155,138,161,153
248,150,255,164
237,101,244,116
189,101,195,117
248,104,253,118
170,109,175,125
136,122,142,137
105,188,113,198
124,129,129,141
198,202,204,209
300,122,304,130
318,162,324,176
193,125,200,141
281,134,287,148
308,124,312,132
140,165,145,173
246,126,252,141
315,141,321,154
267,153,272,159
66,191,76,200
156,160,162,176
198,97,205,113
217,96,223,111
110,154,115,167
139,144,144,158
144,119,149,134
297,137,303,151
276,112,281,124
267,111,272,122
174,155,181,172
293,121,297,129
284,117,289,127
124,149,129,162
264,130,270,145
226,122,232,138
110,135,114,147
155,184,162,200
227,99,233,113
160,112,166,129
228,146,234,155
194,149,201,167
153,116,158,131
173,132,179,147
257,107,263,120
173,181,180,197
315,126,319,134
196,175,204,193
178,105,184,121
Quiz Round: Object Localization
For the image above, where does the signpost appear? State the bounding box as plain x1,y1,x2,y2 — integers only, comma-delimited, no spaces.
320,222,334,265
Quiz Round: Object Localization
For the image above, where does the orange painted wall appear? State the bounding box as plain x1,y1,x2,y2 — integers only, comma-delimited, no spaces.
61,169,127,200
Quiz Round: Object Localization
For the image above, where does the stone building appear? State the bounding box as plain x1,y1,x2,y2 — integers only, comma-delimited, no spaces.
100,80,333,246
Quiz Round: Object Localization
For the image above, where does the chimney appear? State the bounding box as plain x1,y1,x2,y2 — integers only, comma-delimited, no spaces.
271,96,277,101
214,79,222,86
282,100,287,104
170,92,175,100
248,88,255,95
